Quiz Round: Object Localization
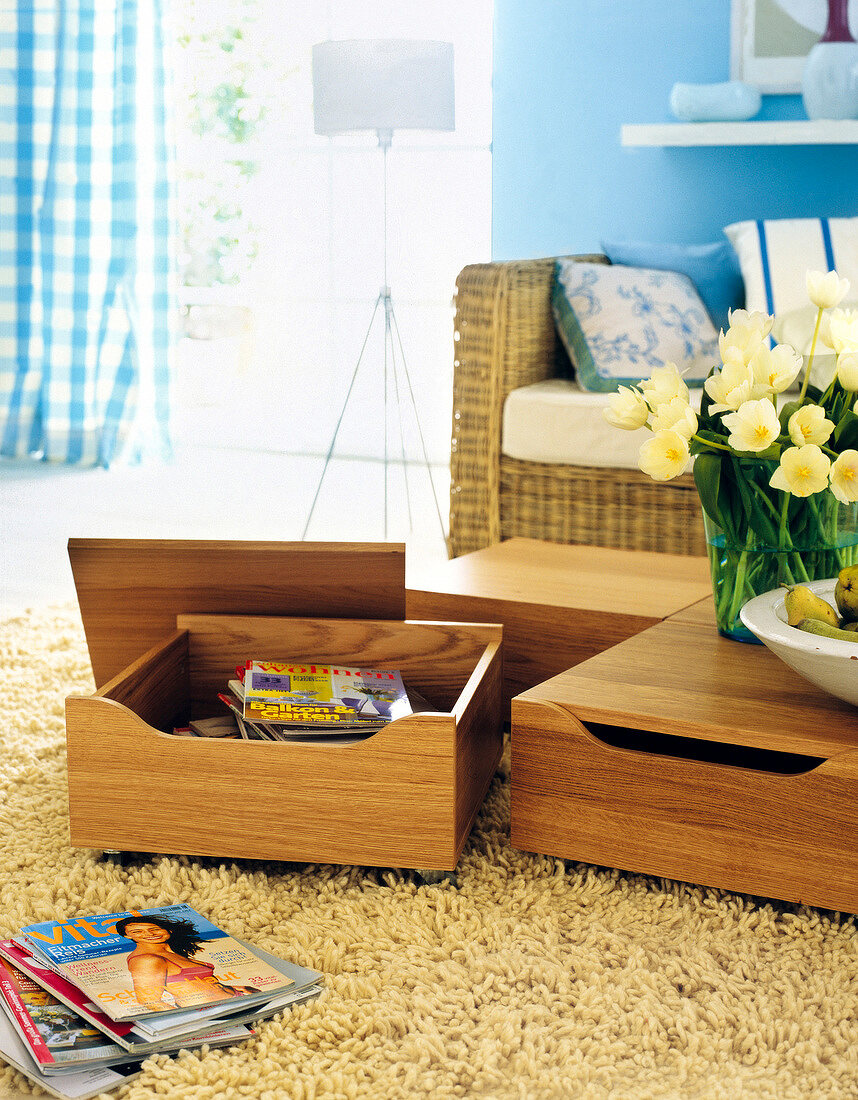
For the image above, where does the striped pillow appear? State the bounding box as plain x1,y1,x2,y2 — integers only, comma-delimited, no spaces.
724,217,858,319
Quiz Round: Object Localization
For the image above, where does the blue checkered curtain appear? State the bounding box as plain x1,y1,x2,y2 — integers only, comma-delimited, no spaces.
0,0,175,466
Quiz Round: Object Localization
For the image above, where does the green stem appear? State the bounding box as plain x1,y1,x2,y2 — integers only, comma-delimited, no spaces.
691,434,733,453
752,483,784,523
789,552,811,583
725,535,753,631
778,492,790,549
810,493,849,570
798,306,823,402
807,494,831,542
708,541,734,623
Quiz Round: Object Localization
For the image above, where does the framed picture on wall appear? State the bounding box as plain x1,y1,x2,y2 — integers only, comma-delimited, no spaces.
730,0,851,93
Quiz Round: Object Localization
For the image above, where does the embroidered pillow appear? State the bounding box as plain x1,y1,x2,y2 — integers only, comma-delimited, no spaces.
723,217,858,318
601,238,745,334
552,259,719,393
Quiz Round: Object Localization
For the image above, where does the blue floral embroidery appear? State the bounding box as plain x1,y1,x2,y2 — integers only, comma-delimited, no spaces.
587,325,662,367
657,301,718,360
554,260,719,388
616,283,661,320
561,267,602,319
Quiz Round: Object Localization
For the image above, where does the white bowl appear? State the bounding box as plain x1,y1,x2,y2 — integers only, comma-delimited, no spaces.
739,579,858,706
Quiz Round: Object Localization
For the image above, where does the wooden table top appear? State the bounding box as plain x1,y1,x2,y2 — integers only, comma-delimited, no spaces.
522,596,858,759
407,538,713,619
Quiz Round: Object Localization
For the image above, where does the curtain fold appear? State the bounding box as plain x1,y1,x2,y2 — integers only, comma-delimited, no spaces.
0,0,175,466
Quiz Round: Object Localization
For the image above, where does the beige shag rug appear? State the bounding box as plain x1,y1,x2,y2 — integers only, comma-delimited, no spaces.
1,605,857,1100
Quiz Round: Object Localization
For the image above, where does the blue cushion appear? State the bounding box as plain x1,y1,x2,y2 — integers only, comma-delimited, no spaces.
552,259,719,394
601,238,745,334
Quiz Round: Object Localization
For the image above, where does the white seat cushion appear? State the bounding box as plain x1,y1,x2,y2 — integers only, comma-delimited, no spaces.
502,378,703,469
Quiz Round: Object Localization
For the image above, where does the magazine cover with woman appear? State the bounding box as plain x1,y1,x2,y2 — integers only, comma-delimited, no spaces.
19,905,295,1022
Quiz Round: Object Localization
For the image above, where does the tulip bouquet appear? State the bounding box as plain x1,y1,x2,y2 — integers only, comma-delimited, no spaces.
604,269,858,640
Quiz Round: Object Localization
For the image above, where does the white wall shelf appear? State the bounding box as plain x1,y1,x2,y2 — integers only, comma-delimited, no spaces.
621,120,858,147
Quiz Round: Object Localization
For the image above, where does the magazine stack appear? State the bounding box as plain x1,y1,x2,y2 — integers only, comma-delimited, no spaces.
212,659,417,741
0,904,323,1099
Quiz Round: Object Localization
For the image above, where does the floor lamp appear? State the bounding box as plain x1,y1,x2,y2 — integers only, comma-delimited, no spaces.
303,38,455,542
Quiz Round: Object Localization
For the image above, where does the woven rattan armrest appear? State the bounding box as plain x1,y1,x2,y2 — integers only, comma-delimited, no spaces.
448,254,607,557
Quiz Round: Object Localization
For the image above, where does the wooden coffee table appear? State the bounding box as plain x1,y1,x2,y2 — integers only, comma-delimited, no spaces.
406,538,712,713
512,597,858,913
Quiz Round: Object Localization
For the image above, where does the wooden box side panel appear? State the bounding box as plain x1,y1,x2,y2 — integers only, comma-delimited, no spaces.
178,614,500,718
91,630,190,733
453,640,504,853
68,539,406,687
511,698,858,913
65,697,460,868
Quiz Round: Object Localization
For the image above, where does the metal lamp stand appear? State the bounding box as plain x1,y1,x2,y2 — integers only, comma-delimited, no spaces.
302,129,446,543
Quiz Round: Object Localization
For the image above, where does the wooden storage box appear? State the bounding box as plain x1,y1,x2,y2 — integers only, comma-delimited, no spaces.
66,613,503,872
511,600,858,913
65,539,503,872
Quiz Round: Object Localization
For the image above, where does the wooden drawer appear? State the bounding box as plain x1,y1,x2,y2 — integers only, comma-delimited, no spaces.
510,600,858,913
66,614,503,872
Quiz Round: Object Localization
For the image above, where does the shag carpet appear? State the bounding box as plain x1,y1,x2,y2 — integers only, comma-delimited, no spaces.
0,605,856,1100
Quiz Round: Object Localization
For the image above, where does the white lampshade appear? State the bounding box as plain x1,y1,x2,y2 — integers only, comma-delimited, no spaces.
312,39,455,136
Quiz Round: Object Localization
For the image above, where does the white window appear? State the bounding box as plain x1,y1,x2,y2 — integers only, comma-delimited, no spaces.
172,0,493,479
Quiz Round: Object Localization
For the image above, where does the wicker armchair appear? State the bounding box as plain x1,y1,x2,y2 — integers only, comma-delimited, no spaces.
448,255,706,558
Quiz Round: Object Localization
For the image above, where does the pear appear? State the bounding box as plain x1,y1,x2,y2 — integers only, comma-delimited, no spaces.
834,564,858,623
840,619,858,632
795,617,858,644
783,584,839,628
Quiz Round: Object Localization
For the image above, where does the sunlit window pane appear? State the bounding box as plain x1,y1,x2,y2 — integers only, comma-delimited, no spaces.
171,0,492,468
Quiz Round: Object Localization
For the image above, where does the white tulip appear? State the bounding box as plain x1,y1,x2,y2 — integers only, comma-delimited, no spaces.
649,396,698,440
721,399,781,453
828,309,858,355
638,429,690,481
749,342,803,395
704,361,756,414
719,309,774,366
806,269,850,310
830,450,858,504
602,385,650,430
639,363,689,411
788,404,835,448
770,445,831,497
837,351,858,391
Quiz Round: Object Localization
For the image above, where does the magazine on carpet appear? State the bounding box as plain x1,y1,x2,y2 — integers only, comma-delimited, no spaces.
0,1005,142,1100
0,954,131,1072
71,959,322,1043
17,904,308,1023
1,937,321,1048
0,940,259,1056
124,940,322,1041
239,659,412,730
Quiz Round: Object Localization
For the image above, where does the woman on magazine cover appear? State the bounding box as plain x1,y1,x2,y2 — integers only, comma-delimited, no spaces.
115,915,259,1012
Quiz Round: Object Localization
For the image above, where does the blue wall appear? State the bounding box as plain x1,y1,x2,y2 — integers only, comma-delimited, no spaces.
492,1,858,258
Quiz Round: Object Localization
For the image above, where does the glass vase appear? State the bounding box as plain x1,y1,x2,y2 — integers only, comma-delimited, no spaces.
702,500,858,643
